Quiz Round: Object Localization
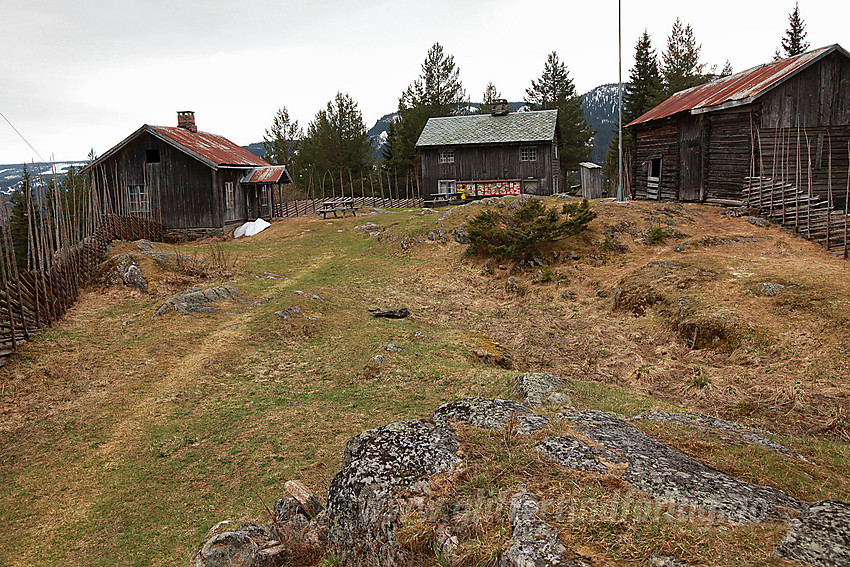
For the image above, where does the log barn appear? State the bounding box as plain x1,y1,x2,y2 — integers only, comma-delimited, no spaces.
627,44,850,204
84,111,292,236
415,101,561,201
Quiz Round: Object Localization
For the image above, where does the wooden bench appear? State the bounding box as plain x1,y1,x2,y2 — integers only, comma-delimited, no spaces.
316,198,359,219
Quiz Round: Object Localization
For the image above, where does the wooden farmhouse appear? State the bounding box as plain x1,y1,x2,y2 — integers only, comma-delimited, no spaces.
627,44,850,204
83,111,292,236
415,101,561,201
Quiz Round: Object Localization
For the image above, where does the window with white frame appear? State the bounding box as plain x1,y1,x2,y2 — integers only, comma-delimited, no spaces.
258,185,269,208
520,146,537,162
437,180,456,195
439,149,454,164
128,185,150,213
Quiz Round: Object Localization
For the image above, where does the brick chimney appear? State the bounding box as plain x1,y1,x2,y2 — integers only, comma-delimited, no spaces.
177,111,197,133
490,99,509,116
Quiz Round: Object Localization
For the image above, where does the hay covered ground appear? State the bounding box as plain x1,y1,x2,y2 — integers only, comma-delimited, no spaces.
1,197,848,566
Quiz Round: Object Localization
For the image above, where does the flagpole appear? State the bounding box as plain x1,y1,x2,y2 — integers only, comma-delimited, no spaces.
617,0,626,202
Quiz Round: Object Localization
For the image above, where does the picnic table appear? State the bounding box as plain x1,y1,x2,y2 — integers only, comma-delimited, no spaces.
423,192,462,207
316,197,359,219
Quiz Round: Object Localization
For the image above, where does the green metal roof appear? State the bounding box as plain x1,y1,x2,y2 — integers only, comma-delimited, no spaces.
415,109,558,147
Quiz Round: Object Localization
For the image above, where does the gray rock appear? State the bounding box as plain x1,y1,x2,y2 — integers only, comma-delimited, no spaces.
142,250,203,266
546,392,573,407
451,224,471,244
757,282,786,297
135,239,156,251
191,532,258,567
427,229,447,243
154,285,242,317
630,410,806,461
293,290,324,301
326,419,463,567
777,500,850,566
500,489,587,567
372,355,387,364
507,194,541,210
275,305,302,321
513,372,568,406
537,437,615,475
746,216,769,227
650,557,693,567
382,342,403,353
372,307,410,319
554,410,806,522
433,398,548,434
561,290,577,301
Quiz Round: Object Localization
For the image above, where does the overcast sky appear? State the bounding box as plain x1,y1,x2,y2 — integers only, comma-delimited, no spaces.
1,0,847,164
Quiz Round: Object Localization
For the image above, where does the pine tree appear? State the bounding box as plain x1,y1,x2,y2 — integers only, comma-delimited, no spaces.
660,18,707,95
525,51,595,177
262,107,302,171
299,92,373,190
386,43,468,179
719,60,734,77
477,82,502,114
777,2,810,59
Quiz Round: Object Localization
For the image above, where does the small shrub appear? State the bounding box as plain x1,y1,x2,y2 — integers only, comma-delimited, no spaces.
467,198,595,260
645,225,671,245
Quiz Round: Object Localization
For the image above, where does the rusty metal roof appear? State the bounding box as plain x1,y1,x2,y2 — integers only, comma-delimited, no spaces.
627,44,848,127
151,126,269,167
241,166,292,184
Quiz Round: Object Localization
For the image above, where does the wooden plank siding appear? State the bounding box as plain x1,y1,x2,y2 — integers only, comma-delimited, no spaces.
704,110,757,201
420,142,556,200
630,48,850,204
632,119,679,200
91,132,256,229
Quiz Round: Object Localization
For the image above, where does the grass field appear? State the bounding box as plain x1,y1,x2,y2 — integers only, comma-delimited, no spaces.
1,197,848,566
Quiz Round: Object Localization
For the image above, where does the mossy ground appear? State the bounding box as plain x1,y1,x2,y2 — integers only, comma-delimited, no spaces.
1,198,848,566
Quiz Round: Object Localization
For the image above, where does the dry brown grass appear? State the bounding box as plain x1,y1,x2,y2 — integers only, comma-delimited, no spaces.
1,199,848,566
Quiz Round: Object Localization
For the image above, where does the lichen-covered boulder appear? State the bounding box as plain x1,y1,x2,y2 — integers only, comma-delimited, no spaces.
191,531,257,567
554,410,806,522
326,419,462,566
433,398,548,434
154,285,242,316
500,489,589,567
777,500,850,566
513,372,569,406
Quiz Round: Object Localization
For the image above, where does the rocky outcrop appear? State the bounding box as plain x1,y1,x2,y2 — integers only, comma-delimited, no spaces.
500,489,588,567
326,419,462,566
191,531,258,567
513,372,569,406
433,398,548,434
154,285,242,316
552,410,807,522
96,254,148,292
777,500,850,566
192,395,850,567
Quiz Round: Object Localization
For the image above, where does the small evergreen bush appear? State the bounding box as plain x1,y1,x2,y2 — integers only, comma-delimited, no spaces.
467,198,596,260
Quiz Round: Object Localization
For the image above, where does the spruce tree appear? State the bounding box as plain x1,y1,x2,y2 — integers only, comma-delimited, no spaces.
8,165,32,270
478,82,502,114
603,30,663,193
660,18,708,95
777,2,810,59
262,107,302,172
299,92,373,192
525,51,595,179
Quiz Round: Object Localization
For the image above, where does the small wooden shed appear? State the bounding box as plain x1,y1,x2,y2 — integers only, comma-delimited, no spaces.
579,162,603,199
627,44,850,204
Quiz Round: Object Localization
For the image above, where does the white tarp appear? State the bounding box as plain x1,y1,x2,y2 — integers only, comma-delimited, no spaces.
233,218,271,238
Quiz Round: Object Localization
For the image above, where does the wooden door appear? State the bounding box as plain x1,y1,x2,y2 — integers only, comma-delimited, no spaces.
679,141,703,201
